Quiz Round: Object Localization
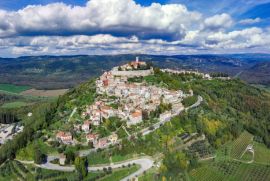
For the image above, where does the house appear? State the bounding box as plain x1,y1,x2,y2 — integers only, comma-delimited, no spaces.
159,111,172,122
94,138,108,148
103,79,109,87
86,133,98,143
56,131,73,144
100,105,115,117
128,110,143,126
82,121,91,132
59,153,66,165
108,133,118,143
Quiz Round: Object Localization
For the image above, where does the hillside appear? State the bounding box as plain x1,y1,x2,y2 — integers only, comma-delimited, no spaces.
1,54,270,89
239,61,270,85
0,65,269,181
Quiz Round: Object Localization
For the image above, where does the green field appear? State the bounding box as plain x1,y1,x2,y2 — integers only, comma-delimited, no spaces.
139,167,158,181
1,101,29,109
189,132,270,181
241,151,253,162
230,131,253,159
0,84,31,94
190,160,270,181
100,165,140,181
254,142,270,165
16,139,58,161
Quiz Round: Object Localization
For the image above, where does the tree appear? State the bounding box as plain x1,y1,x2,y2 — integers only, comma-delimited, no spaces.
34,147,46,164
64,147,75,164
74,157,88,178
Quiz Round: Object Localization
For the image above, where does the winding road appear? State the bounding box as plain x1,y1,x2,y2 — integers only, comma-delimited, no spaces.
18,95,203,180
38,156,154,181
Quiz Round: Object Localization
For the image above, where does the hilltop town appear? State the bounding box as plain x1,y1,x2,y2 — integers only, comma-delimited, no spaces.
55,58,201,149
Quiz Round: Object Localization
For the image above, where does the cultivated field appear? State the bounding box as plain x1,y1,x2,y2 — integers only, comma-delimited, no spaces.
230,131,253,159
190,160,270,181
20,89,68,97
0,84,31,94
253,142,270,165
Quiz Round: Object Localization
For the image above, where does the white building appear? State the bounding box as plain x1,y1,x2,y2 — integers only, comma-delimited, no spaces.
82,121,91,132
159,111,172,122
127,110,143,126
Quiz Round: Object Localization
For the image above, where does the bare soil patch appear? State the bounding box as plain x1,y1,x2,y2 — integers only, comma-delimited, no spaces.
20,89,68,97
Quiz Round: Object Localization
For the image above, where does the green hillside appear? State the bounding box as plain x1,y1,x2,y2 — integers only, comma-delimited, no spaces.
0,66,269,180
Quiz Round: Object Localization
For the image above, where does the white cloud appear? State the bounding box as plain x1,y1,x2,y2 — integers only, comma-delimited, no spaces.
0,0,269,56
204,27,270,49
239,18,261,25
203,13,234,31
0,0,202,40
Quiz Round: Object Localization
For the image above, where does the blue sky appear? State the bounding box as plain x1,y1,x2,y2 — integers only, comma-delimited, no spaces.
0,0,269,57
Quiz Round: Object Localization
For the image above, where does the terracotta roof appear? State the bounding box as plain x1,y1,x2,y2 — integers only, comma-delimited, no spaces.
132,110,142,118
83,120,91,126
86,134,98,140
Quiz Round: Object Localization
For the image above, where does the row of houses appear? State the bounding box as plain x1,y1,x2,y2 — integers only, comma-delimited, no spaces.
56,129,118,149
55,59,186,148
96,68,184,126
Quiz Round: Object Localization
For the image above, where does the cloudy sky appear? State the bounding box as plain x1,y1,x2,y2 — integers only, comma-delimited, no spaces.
0,0,270,57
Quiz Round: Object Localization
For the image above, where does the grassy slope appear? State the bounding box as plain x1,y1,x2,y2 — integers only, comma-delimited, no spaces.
100,165,140,181
1,101,29,109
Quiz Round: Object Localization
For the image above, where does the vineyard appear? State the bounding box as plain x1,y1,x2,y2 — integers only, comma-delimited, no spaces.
190,160,270,181
230,131,253,159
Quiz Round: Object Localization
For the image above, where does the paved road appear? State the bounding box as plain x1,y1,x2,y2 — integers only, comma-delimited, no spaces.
185,95,203,110
38,156,154,181
19,95,203,180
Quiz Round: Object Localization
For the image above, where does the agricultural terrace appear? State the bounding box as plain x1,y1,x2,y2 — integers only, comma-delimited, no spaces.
190,160,270,181
230,131,253,159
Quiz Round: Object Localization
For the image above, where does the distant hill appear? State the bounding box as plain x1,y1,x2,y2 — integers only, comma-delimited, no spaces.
0,54,270,89
240,61,270,85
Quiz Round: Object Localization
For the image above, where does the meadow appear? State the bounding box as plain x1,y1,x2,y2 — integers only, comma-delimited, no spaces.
0,84,31,94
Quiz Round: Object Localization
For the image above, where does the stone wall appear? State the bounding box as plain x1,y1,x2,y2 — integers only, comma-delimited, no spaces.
111,67,153,77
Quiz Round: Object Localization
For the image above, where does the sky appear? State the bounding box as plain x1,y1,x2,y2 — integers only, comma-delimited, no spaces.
0,0,270,57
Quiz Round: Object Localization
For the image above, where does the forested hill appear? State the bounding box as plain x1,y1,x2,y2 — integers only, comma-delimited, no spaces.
0,66,270,173
54,68,270,148
141,68,270,148
190,79,270,147
0,54,270,89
